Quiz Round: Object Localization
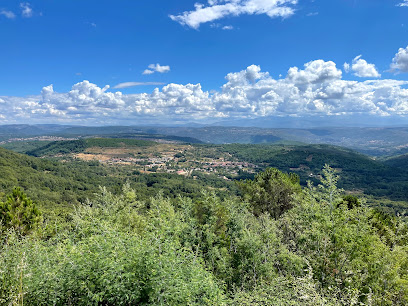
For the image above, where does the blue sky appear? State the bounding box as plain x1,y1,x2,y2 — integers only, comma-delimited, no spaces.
1,0,408,126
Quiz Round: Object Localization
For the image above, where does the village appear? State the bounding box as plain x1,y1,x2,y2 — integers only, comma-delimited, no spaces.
73,144,259,180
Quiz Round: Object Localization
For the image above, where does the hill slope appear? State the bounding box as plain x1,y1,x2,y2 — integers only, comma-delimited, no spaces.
217,143,408,201
26,138,157,157
383,154,408,169
0,147,235,209
19,139,408,203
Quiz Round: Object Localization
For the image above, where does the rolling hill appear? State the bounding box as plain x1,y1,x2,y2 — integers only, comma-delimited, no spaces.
0,146,236,210
383,154,408,169
218,143,408,202
14,138,408,215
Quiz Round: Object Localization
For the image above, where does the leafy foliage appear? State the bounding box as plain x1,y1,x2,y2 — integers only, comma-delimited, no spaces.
238,167,301,218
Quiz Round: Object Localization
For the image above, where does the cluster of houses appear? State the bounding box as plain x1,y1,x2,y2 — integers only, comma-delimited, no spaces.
91,150,258,179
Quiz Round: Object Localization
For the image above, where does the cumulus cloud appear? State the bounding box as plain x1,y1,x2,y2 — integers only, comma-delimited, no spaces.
2,60,408,124
390,46,408,73
286,60,342,84
344,55,381,78
211,64,408,118
170,0,298,29
20,2,33,18
113,82,166,89
0,10,16,19
143,63,171,75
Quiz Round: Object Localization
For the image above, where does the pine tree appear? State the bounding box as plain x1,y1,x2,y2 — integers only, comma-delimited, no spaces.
0,188,42,235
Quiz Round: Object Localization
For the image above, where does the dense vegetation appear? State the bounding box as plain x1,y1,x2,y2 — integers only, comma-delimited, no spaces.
1,165,407,305
384,154,408,169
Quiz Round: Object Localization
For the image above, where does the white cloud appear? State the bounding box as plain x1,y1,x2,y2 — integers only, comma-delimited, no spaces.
390,46,408,73
0,10,16,19
149,63,170,73
212,63,406,117
286,60,342,85
20,2,33,18
113,82,166,89
170,0,298,29
2,60,408,124
143,69,155,75
222,25,234,30
397,0,408,7
143,63,171,75
345,55,381,78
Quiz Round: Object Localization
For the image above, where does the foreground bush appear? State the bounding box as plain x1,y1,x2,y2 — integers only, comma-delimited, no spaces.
1,168,407,305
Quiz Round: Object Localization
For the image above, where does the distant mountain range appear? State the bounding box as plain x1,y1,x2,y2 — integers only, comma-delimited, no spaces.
1,124,408,157
212,115,408,129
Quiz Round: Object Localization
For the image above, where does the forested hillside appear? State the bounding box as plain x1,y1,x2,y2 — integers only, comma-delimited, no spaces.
1,165,407,305
219,144,408,201
0,147,236,210
384,154,408,169
26,138,157,157
6,138,408,215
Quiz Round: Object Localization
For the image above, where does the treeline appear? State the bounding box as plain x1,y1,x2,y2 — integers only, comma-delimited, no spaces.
26,138,156,157
26,139,87,156
86,138,156,148
0,166,407,305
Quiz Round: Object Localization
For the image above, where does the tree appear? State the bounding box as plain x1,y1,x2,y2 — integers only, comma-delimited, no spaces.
337,195,360,210
319,164,344,213
238,168,301,219
0,188,42,235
